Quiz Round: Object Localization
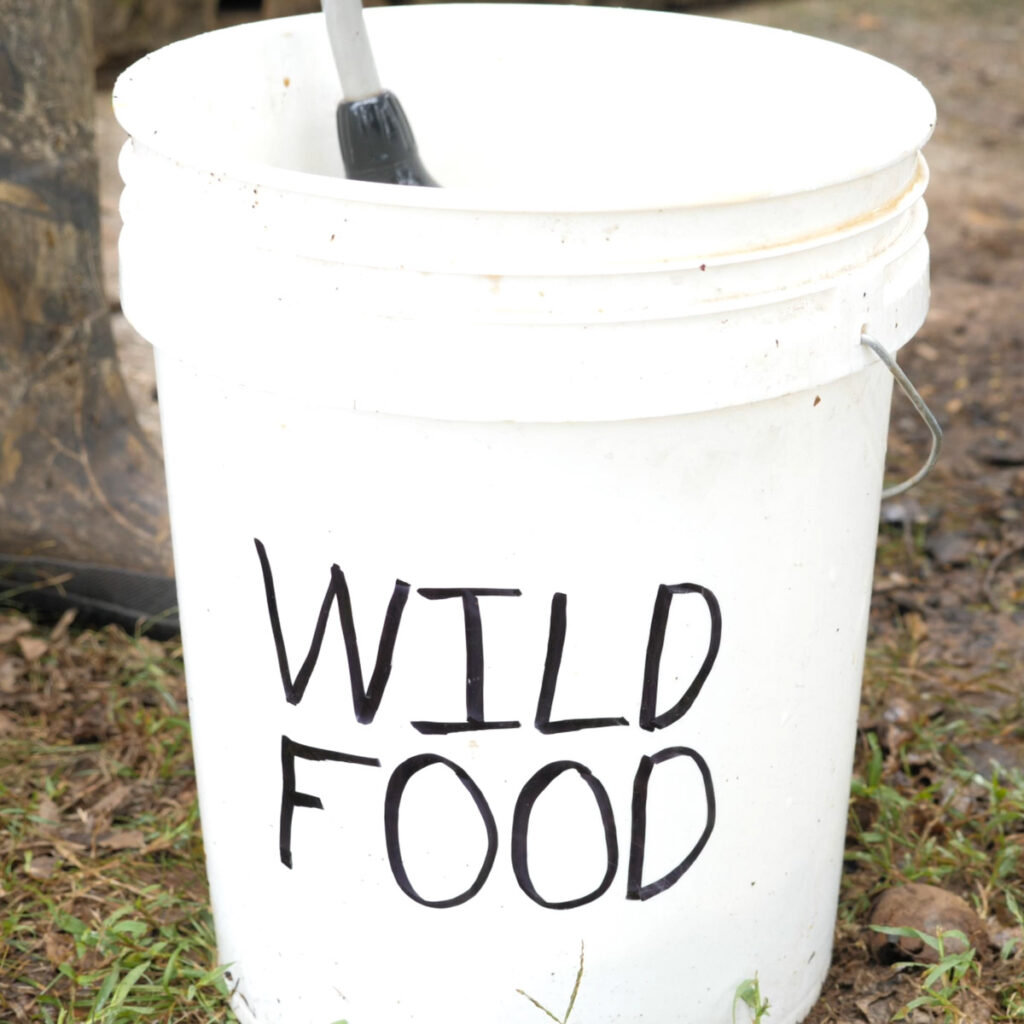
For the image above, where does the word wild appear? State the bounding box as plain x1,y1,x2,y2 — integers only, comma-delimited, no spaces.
255,539,723,909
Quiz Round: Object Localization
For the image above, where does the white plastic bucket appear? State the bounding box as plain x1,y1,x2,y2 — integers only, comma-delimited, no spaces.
114,6,934,1023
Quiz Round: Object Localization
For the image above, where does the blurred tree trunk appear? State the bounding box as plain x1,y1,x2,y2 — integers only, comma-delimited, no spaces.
0,0,171,575
91,0,216,68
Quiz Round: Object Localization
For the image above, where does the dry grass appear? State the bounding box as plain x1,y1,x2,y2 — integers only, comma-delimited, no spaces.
0,609,233,1023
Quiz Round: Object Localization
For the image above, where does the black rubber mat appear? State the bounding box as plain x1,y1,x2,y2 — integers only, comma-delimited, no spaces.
0,555,179,639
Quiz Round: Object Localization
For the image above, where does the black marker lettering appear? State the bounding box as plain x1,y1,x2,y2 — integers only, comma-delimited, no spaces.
255,539,410,722
384,753,498,908
626,745,715,900
639,583,722,731
331,566,411,723
535,593,629,734
412,588,522,734
511,760,618,909
279,735,381,869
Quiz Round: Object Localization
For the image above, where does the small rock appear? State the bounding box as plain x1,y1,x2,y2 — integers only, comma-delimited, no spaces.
880,498,938,527
926,532,975,567
886,590,928,615
25,854,58,880
868,883,987,965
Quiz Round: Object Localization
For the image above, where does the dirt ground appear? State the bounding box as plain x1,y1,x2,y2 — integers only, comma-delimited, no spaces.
62,0,1024,1019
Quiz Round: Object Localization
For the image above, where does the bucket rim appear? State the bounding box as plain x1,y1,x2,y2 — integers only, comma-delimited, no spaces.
112,3,937,217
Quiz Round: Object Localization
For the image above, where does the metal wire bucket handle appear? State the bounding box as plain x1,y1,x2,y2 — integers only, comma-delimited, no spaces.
861,332,943,499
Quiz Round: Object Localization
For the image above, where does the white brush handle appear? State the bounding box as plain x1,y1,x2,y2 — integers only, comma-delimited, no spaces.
322,0,381,101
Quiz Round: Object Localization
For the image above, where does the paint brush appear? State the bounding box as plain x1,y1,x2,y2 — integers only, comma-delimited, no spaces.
322,0,437,186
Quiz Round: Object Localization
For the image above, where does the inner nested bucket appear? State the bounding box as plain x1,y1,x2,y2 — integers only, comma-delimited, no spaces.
113,6,934,1024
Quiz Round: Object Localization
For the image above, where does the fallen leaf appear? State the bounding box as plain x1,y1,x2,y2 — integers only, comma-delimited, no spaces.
0,616,33,644
17,636,48,662
854,996,892,1024
903,611,929,643
89,783,133,819
50,839,86,867
853,979,909,1024
36,795,61,828
97,829,146,851
50,608,78,643
0,710,17,737
44,930,73,966
54,832,89,852
0,659,20,694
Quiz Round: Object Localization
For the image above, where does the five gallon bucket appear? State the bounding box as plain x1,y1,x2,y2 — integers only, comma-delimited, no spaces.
113,6,936,1023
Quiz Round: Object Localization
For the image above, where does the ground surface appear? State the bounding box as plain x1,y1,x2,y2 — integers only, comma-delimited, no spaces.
2,0,1022,1021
